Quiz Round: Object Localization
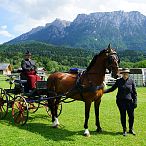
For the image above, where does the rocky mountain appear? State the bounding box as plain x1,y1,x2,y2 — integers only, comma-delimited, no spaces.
6,11,146,51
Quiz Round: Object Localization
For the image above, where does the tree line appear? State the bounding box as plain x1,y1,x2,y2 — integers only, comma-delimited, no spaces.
0,41,146,73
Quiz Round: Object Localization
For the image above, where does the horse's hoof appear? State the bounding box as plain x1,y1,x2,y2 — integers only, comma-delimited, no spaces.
84,133,90,137
52,117,59,128
84,129,90,137
52,124,59,128
96,127,102,133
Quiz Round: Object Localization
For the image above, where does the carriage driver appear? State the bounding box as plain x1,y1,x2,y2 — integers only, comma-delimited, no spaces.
20,51,41,92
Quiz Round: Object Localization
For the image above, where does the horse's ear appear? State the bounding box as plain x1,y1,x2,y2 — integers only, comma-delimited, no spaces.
108,43,112,52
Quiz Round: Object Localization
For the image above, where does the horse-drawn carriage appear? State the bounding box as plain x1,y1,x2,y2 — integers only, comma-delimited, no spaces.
0,73,62,125
0,44,120,136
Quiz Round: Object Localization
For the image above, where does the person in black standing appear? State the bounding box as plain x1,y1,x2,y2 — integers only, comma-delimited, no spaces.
104,68,137,136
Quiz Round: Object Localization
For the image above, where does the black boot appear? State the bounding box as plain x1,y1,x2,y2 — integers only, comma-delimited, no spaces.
123,131,127,136
129,129,136,135
96,127,102,133
123,128,127,136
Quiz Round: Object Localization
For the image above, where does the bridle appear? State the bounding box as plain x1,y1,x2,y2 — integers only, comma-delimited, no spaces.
106,52,120,73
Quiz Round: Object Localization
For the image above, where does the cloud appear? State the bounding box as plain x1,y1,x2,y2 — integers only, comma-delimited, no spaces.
1,25,7,30
1,0,146,23
0,30,13,38
0,0,146,43
2,0,145,21
0,0,74,20
0,25,13,38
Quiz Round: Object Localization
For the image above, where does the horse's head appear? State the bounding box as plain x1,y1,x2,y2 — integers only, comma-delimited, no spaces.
86,44,120,79
104,44,120,79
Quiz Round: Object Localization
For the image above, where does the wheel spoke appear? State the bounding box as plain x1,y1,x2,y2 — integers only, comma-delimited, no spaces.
0,106,3,112
0,88,8,119
28,102,40,113
1,106,6,112
45,101,62,117
12,96,28,125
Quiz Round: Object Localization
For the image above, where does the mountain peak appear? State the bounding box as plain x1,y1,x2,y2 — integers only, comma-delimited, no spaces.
73,14,88,24
46,18,71,28
29,26,43,34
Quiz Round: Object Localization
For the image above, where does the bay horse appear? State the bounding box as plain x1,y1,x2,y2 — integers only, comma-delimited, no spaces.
47,44,120,136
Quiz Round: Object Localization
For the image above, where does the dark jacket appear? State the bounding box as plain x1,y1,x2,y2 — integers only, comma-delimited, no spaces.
104,77,137,104
21,59,37,72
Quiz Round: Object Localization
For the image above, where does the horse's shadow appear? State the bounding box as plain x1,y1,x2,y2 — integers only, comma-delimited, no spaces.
1,112,81,141
90,130,122,136
1,112,122,141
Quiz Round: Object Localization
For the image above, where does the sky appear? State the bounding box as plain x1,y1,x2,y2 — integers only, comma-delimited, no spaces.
0,0,146,44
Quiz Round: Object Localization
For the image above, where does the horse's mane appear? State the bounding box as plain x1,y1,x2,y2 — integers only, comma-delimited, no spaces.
86,49,107,71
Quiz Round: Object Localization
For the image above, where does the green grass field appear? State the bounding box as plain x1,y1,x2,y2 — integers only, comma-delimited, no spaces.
0,75,146,146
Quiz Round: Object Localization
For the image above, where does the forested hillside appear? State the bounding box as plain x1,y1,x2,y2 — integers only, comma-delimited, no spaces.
0,42,146,73
0,42,93,72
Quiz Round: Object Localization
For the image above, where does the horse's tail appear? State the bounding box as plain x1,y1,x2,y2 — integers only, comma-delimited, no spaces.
47,74,57,96
47,74,59,123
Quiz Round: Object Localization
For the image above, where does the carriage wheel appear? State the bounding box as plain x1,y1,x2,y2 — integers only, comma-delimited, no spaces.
0,88,8,119
44,101,51,117
12,96,28,125
27,101,40,113
45,102,62,117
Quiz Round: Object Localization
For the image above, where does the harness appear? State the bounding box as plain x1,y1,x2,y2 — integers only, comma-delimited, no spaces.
66,72,104,101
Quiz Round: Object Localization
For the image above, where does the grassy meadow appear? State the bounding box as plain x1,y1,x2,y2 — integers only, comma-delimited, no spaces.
0,75,146,146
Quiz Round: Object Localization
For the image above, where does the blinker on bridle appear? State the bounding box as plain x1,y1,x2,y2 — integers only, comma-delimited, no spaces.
106,44,120,72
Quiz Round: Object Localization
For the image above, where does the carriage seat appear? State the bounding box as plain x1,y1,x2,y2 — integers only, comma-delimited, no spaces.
69,68,85,74
69,68,79,74
14,79,27,84
12,69,23,73
13,79,27,94
36,81,47,89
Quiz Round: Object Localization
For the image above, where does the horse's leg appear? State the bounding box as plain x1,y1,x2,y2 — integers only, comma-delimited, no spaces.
94,99,102,132
84,101,92,136
47,77,59,127
54,97,61,117
48,98,57,127
53,97,61,127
